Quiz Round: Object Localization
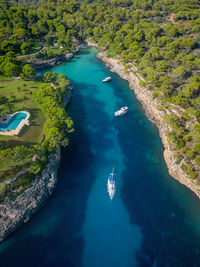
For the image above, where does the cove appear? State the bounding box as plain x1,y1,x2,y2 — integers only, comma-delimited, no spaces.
1,48,200,266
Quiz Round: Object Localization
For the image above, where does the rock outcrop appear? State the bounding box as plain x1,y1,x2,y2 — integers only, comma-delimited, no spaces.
96,52,200,199
33,53,75,71
0,149,60,241
0,88,72,242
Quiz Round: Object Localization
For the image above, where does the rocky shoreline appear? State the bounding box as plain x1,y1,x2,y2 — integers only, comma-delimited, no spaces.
32,52,75,71
96,51,200,199
0,87,72,242
30,43,89,71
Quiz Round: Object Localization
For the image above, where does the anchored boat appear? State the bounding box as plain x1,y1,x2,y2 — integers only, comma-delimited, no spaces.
102,76,112,82
114,106,128,116
107,168,116,200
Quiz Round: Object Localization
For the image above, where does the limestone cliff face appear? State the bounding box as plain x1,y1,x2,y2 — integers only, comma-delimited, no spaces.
0,88,72,242
96,52,200,199
0,149,60,242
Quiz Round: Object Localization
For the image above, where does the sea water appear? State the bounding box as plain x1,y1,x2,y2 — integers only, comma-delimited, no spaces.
1,48,200,267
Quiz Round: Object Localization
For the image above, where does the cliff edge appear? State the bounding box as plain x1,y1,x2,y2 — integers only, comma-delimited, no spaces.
96,52,200,199
0,88,72,242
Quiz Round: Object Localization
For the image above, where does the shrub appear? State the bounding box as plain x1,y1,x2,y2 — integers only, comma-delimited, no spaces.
186,149,194,159
187,167,197,179
0,183,7,197
181,164,187,171
195,156,200,165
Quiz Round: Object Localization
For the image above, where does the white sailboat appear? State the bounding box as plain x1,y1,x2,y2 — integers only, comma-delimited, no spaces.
107,168,116,200
114,106,128,116
102,76,112,82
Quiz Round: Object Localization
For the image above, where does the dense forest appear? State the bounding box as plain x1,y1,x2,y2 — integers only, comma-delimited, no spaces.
0,0,200,199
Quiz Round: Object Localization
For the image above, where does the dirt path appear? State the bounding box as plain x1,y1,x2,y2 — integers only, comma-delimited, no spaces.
17,45,45,59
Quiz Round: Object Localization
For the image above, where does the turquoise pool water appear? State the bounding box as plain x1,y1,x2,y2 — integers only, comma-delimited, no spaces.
0,112,27,132
1,48,200,267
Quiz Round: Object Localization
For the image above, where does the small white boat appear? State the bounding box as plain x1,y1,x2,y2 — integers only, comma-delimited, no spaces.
102,76,112,82
114,106,128,116
107,168,116,200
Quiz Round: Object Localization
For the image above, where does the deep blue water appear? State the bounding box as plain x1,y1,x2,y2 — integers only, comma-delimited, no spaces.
1,48,200,266
0,112,27,132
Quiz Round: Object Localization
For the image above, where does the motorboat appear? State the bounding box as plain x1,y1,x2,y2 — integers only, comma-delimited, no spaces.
107,168,116,200
114,106,128,116
102,76,112,82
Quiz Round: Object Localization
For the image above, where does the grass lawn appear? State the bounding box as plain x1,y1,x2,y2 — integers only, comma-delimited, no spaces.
0,79,46,146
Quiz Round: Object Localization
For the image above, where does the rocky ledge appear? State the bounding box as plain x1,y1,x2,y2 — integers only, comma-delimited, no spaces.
0,88,72,242
32,52,75,71
96,52,200,199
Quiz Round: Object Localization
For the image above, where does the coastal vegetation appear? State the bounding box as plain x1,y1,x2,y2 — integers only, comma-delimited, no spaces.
0,0,199,200
0,72,73,202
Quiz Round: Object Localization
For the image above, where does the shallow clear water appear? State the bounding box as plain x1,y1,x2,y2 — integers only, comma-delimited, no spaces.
1,48,200,266
0,112,27,132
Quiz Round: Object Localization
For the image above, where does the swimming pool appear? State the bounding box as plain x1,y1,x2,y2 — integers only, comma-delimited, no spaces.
0,112,28,133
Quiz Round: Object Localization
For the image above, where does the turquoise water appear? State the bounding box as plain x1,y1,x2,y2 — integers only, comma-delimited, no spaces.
0,112,27,132
1,48,200,266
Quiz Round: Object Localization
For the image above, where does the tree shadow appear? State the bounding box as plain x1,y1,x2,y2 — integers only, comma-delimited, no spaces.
28,108,42,121
17,125,31,138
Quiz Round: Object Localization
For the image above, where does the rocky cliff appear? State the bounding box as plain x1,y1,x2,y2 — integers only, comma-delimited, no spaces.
32,53,75,71
96,52,200,199
0,88,72,242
